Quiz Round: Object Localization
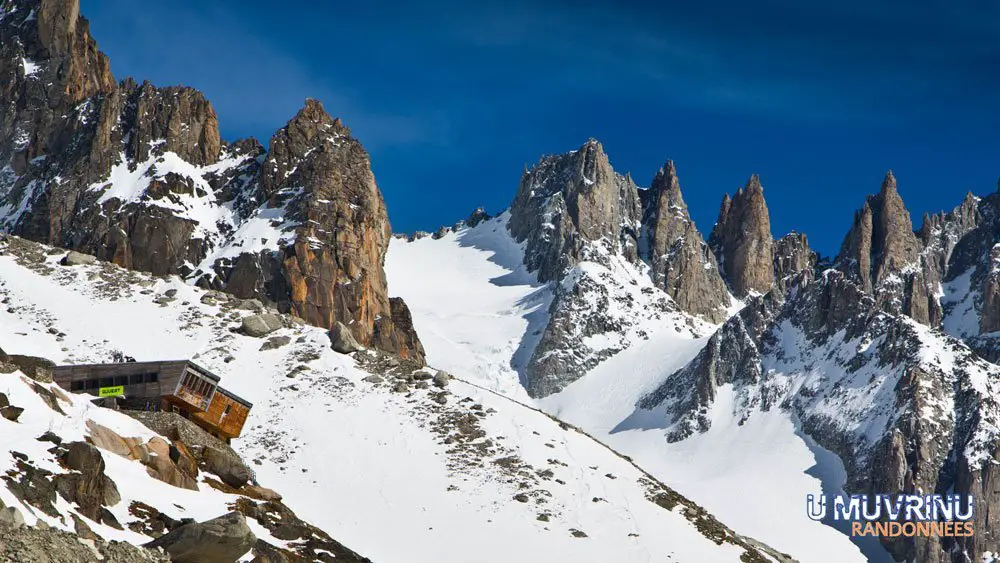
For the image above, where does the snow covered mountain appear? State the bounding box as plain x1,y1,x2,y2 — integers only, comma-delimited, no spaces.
387,143,1000,563
6,2,1000,563
0,232,789,562
0,0,423,362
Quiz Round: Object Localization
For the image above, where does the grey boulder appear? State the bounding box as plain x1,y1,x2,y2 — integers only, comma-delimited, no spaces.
60,251,97,266
144,511,256,563
329,322,362,354
202,447,252,489
0,506,24,528
241,314,283,338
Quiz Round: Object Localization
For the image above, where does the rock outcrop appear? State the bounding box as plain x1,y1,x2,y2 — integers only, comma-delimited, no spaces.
772,232,816,292
144,511,256,563
835,171,947,325
508,142,723,397
643,161,730,322
708,175,775,296
508,139,641,282
0,521,170,562
639,268,1000,562
0,0,423,363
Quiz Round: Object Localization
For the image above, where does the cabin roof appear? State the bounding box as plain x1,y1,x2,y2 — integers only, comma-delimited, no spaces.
183,361,221,382
217,386,253,408
52,359,247,405
52,359,190,376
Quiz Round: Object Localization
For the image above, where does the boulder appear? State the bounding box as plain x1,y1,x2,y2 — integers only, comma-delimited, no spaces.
64,441,103,472
0,352,56,382
433,370,452,388
243,485,282,502
241,314,283,338
329,322,362,354
144,511,256,563
232,298,265,312
60,251,97,266
202,447,251,489
1,405,24,422
56,442,121,521
259,335,291,351
0,507,24,528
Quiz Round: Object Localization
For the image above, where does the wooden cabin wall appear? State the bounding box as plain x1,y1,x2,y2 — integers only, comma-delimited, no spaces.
193,391,250,439
51,360,189,399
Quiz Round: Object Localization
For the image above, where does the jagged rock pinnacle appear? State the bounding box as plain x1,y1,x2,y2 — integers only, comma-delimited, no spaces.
645,160,730,322
709,175,774,296
882,170,897,192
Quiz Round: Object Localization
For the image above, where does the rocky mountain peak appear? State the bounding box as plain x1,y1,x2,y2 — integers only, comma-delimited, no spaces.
881,169,897,193
259,98,349,201
0,0,424,363
836,172,921,292
119,79,222,167
10,0,115,103
650,160,682,205
708,175,775,297
643,161,730,322
507,138,641,282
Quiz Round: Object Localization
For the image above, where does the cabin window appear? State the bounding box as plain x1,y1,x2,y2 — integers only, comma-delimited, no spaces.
70,380,85,391
85,379,99,390
129,374,144,385
145,372,158,383
114,376,128,386
223,404,232,416
99,377,113,387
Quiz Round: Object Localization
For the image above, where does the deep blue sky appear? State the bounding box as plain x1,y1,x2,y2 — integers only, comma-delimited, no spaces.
81,0,1000,256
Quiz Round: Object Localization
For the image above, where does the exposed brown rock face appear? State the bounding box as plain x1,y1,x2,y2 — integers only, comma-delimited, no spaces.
508,139,641,282
836,172,944,324
120,80,222,167
218,99,422,361
709,175,774,297
837,172,921,289
0,0,422,361
644,161,730,322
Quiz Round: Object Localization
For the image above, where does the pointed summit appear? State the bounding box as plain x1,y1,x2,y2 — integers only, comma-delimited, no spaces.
709,175,774,296
650,160,683,204
508,139,641,282
836,171,922,312
882,170,897,193
644,160,729,321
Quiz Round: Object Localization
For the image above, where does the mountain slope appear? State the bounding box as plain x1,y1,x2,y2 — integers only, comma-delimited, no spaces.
0,232,789,563
386,142,1000,563
387,215,872,563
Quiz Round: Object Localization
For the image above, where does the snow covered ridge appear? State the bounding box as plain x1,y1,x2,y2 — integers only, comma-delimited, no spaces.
388,214,721,399
637,269,1000,561
0,232,791,562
